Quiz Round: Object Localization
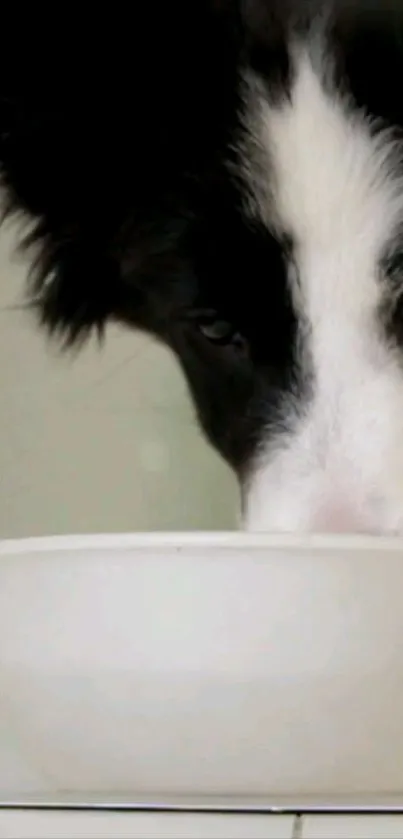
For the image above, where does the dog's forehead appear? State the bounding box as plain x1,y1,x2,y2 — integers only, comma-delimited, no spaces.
241,38,403,336
240,4,403,533
241,0,403,121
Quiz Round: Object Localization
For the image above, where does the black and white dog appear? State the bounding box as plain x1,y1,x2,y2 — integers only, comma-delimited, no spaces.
1,1,403,533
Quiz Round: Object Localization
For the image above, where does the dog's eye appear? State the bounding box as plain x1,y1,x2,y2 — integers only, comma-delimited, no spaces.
193,310,246,350
199,316,235,344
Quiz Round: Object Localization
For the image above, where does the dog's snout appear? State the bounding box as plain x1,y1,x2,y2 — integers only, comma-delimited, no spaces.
312,499,373,534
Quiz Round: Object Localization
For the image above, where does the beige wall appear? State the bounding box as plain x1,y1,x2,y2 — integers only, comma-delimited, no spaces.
0,223,238,537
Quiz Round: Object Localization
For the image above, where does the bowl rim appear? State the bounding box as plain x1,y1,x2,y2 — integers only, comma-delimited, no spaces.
2,531,403,555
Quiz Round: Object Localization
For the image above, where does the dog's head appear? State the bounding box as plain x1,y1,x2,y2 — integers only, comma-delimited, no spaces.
3,0,403,533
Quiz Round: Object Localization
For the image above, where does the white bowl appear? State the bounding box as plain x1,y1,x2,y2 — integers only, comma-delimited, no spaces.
1,532,403,809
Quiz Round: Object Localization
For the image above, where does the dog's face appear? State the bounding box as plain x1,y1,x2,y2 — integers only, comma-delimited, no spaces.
3,1,403,533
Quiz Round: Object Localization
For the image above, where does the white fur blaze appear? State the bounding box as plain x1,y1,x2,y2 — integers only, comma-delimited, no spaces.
243,49,403,533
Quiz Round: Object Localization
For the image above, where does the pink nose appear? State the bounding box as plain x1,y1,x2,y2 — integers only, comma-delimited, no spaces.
313,501,371,534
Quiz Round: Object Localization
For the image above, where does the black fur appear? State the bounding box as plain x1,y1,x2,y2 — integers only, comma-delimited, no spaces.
1,1,403,474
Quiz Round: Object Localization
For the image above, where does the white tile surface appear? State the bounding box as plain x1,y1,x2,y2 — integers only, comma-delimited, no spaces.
0,809,294,838
302,814,403,838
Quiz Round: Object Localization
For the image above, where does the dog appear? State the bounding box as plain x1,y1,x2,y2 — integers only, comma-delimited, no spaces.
1,1,403,533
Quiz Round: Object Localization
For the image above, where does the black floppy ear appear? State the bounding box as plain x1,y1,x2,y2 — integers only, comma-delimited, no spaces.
0,96,124,345
0,2,241,346
0,18,162,348
0,62,137,346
